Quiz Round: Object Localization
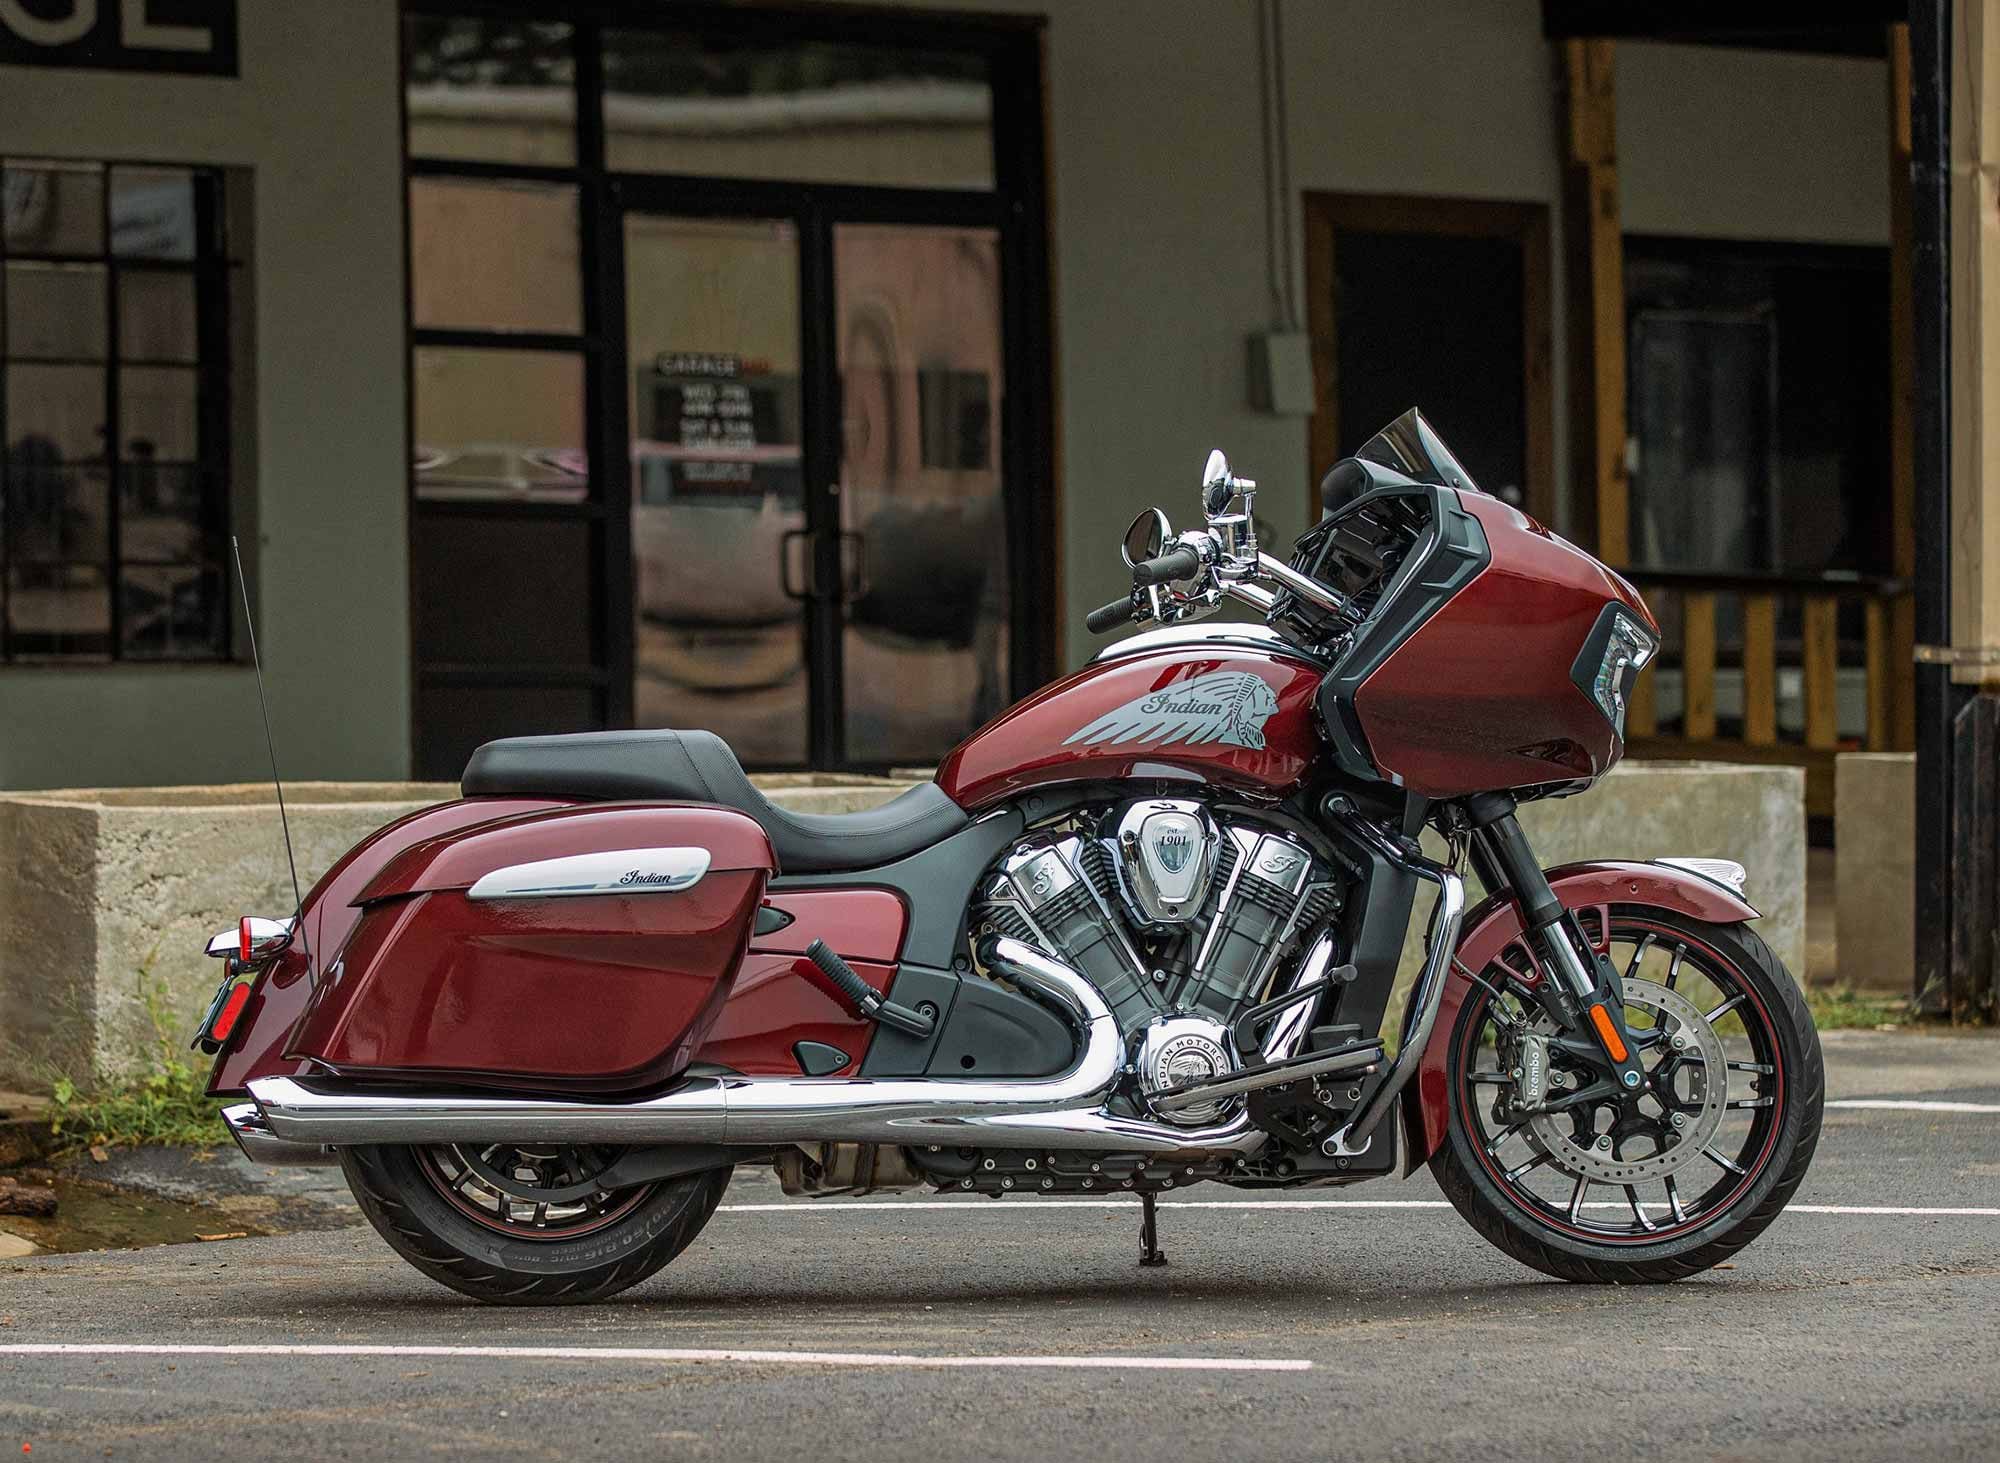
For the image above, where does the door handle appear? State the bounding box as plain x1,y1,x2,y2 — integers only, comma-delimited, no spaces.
838,531,868,605
780,529,813,601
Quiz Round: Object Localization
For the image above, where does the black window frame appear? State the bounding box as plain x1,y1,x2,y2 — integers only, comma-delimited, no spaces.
0,156,237,665
400,0,1056,777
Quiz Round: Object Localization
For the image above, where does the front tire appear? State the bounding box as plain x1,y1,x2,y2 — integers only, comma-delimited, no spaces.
1431,909,1822,1283
342,1143,730,1305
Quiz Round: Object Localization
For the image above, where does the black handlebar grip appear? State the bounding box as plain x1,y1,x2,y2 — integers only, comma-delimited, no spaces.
1085,595,1137,634
1133,544,1201,585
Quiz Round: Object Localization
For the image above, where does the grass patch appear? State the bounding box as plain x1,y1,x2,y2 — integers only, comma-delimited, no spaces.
1806,985,1912,1031
47,964,228,1153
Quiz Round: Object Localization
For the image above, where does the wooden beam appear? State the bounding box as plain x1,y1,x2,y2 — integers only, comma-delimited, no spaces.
1558,38,1629,566
1743,593,1778,746
1682,590,1716,740
1889,23,1920,747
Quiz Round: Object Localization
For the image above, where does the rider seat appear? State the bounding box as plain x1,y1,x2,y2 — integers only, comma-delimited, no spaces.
460,729,969,874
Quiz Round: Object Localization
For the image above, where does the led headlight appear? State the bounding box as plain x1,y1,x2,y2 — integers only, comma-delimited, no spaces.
1591,610,1657,737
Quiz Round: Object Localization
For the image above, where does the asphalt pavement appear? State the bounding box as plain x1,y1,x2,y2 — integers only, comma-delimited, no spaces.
2,1026,1997,1462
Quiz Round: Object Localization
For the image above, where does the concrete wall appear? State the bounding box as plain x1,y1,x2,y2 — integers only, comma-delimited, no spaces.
1835,753,1916,995
1620,42,1891,245
0,777,914,1087
0,0,410,789
1,759,1803,1087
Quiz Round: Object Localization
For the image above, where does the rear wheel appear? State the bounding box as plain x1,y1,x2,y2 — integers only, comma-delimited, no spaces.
341,1142,730,1305
1431,908,1822,1282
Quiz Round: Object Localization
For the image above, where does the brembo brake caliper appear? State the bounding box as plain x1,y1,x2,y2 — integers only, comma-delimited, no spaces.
1465,796,1648,1093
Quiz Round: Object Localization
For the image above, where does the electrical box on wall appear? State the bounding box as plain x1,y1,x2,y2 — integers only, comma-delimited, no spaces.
1247,330,1315,416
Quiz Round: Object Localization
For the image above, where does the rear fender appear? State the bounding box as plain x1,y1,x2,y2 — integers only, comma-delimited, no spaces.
1401,860,1759,1168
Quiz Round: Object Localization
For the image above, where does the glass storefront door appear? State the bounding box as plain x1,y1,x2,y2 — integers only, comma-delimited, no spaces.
623,215,807,765
405,6,1050,777
620,203,1013,769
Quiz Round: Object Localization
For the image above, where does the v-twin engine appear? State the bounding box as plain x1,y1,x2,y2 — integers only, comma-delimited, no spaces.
973,799,1345,1125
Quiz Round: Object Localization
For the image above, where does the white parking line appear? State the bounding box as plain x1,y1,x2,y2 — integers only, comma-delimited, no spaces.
1826,1099,2000,1113
719,1200,2000,1217
0,1343,1309,1373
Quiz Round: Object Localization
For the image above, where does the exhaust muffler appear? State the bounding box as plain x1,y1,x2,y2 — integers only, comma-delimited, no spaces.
246,938,1195,1155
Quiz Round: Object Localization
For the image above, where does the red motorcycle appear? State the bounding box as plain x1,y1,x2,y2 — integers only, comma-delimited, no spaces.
198,410,1822,1304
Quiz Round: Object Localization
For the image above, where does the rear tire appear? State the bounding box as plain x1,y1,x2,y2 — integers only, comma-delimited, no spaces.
1431,910,1822,1283
341,1144,730,1305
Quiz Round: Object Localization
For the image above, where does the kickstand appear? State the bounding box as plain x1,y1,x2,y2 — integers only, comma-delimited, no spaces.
1138,1190,1168,1267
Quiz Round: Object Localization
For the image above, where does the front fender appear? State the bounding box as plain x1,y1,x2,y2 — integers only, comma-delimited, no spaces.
1401,860,1759,1169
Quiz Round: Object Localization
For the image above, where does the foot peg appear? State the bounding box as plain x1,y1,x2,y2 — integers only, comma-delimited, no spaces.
1138,1191,1167,1267
804,940,936,1039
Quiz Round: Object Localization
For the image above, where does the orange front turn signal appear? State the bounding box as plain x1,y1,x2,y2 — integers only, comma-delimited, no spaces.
1588,1003,1629,1063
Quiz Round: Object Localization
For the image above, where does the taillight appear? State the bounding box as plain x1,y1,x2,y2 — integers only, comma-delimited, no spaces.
210,981,254,1045
238,917,254,963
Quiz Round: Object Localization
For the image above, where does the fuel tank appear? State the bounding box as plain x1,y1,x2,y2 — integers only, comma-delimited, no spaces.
936,640,1326,811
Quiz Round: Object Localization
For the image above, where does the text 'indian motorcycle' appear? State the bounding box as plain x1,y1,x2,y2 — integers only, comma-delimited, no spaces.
196,409,1822,1304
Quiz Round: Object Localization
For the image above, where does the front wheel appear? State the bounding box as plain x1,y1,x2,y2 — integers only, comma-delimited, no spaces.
1431,908,1822,1283
342,1142,730,1305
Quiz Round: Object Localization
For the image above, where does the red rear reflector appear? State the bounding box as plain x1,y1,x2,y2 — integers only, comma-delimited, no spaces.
211,982,254,1044
238,916,254,963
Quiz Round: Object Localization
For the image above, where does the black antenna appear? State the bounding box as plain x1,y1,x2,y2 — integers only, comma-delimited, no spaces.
231,535,310,968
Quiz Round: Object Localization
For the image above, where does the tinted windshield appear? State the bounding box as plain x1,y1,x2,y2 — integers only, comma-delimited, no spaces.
1354,408,1483,496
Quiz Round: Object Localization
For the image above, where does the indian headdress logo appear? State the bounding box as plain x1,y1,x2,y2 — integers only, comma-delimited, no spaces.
1062,670,1281,752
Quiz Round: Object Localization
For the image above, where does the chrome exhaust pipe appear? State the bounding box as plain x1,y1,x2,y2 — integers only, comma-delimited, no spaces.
222,1101,340,1167
249,937,1194,1153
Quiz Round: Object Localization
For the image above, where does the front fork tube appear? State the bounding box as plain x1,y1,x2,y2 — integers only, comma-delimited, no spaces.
1465,805,1649,1093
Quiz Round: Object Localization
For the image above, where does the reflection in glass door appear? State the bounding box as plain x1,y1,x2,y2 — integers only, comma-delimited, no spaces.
834,223,1007,764
623,215,806,764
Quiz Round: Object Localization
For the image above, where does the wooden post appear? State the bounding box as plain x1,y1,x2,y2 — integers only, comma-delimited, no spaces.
1802,597,1841,751
1953,0,2000,692
1743,594,1778,747
1682,591,1716,741
1889,24,1921,751
1559,38,1629,567
1945,0,2000,1024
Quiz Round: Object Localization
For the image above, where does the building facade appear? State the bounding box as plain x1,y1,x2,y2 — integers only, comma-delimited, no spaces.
0,0,1899,792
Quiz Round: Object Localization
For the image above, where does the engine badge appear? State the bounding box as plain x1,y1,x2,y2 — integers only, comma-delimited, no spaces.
1138,1017,1237,1126
1110,799,1218,925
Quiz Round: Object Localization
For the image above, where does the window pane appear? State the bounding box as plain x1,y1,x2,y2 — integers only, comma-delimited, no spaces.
120,366,199,460
6,563,110,658
110,167,198,261
121,461,210,561
6,363,106,461
601,32,993,188
117,270,198,362
2,161,103,255
409,178,580,334
121,563,225,659
413,347,585,501
2,459,108,561
405,16,576,165
4,262,107,360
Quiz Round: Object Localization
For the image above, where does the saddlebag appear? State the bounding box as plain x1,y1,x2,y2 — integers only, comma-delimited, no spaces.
283,803,776,1093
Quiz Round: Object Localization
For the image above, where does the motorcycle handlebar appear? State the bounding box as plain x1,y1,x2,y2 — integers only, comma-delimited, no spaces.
1085,595,1138,634
1132,543,1202,585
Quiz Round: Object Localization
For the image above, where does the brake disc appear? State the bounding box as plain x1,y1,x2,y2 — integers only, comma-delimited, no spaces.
1523,978,1728,1185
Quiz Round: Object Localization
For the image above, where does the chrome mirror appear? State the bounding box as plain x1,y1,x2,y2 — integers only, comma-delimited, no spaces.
1202,449,1233,515
1120,507,1171,567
